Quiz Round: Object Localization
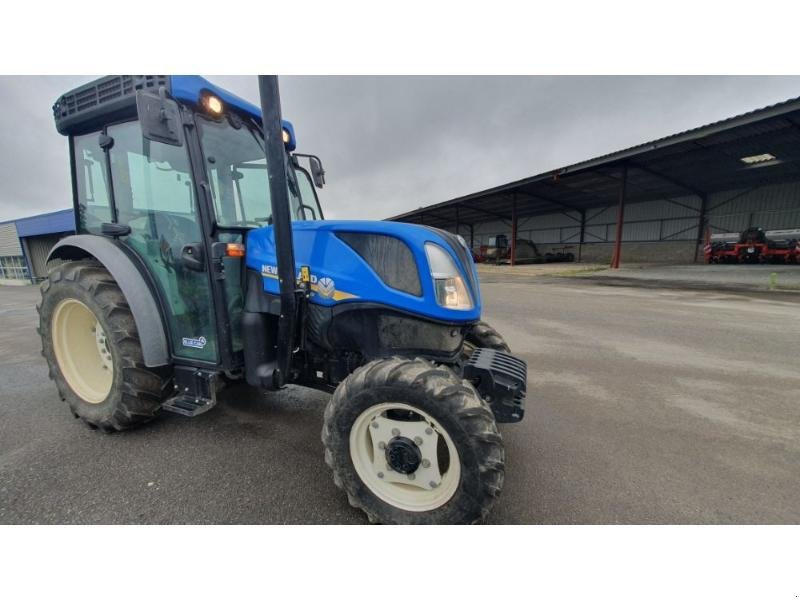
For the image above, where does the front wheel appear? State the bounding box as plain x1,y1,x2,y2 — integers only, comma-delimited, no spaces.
463,320,510,358
322,357,504,524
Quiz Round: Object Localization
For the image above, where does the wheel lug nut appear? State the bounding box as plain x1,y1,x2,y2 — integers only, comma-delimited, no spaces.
371,422,379,429
408,473,415,481
425,427,433,435
378,442,386,450
429,481,438,488
422,459,430,468
413,436,423,446
391,428,400,437
377,472,384,479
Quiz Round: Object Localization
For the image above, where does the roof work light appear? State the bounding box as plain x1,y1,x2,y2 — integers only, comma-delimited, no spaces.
201,93,224,116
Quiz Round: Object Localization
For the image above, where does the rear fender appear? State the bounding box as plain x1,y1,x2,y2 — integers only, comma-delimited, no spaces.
47,235,170,367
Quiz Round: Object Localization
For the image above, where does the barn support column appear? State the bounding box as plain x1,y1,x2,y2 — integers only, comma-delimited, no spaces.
455,206,460,237
578,209,586,263
469,223,475,250
510,195,518,266
611,165,628,269
693,193,708,263
19,236,35,284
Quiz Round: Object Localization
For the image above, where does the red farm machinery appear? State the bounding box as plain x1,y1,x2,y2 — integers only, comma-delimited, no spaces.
704,227,800,264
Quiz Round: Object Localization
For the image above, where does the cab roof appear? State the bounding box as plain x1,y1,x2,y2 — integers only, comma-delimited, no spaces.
53,75,294,145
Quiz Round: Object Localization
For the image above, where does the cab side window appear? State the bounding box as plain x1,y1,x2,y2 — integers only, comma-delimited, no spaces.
73,133,112,234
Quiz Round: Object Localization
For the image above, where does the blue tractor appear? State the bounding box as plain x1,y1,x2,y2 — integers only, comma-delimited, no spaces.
38,75,527,524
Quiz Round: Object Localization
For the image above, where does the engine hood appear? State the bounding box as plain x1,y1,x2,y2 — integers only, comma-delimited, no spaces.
245,220,482,323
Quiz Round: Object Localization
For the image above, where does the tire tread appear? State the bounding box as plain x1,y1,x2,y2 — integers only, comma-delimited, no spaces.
38,260,169,432
322,356,504,524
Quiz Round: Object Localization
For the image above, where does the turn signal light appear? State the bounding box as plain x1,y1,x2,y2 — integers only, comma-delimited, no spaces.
226,243,245,258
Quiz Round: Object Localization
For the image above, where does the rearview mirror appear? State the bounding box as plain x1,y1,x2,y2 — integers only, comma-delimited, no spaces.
136,88,183,147
308,155,326,188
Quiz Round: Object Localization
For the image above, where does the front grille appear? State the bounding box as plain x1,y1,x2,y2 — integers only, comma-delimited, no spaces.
463,347,527,423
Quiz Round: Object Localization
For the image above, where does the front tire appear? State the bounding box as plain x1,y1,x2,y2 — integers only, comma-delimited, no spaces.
322,357,504,524
38,260,170,432
464,320,510,357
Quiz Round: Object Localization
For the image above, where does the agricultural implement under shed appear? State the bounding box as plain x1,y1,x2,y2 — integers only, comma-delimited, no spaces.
705,227,800,264
476,234,575,265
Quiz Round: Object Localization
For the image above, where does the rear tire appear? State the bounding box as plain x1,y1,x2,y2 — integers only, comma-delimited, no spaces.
464,320,510,357
322,357,504,524
38,260,170,432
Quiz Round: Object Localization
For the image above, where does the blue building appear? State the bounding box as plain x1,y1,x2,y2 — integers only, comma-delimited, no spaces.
0,209,75,284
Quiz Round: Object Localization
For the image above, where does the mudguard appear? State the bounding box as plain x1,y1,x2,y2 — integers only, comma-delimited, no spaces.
47,235,170,367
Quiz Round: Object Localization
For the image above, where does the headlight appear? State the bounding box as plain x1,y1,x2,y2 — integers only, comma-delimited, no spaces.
425,243,473,310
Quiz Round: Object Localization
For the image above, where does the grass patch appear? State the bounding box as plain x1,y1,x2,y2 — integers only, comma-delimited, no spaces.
543,266,609,277
767,272,800,291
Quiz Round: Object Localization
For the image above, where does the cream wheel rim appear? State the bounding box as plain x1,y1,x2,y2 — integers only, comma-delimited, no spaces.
349,402,461,512
51,298,113,404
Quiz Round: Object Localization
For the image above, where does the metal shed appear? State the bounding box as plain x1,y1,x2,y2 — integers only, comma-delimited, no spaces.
389,96,800,266
11,209,75,282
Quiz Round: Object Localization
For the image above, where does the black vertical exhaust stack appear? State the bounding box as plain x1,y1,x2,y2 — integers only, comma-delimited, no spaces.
258,75,297,388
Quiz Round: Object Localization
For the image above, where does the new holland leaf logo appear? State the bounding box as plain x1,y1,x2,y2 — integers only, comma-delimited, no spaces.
261,265,358,301
317,277,336,298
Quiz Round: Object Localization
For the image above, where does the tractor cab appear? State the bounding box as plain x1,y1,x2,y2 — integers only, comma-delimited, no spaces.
54,76,324,369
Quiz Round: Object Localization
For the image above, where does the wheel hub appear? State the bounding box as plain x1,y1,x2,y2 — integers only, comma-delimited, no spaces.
51,298,113,404
349,404,462,512
385,436,422,474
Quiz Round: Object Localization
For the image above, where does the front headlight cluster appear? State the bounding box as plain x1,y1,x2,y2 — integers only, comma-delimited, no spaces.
424,243,473,310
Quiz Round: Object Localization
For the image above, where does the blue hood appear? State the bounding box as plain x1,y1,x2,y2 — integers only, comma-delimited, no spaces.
245,220,482,323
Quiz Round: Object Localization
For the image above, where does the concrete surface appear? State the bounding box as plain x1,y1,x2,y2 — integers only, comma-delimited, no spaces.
476,262,608,278
578,263,800,292
574,241,700,264
478,262,800,293
1,277,799,524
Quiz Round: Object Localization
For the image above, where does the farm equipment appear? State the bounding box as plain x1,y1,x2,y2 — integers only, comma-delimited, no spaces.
477,234,575,264
38,75,527,524
704,227,800,264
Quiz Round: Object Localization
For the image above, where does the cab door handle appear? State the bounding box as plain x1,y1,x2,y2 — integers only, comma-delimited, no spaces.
181,243,206,272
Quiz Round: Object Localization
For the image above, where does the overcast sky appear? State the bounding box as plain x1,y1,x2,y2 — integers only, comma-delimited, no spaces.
2,75,800,222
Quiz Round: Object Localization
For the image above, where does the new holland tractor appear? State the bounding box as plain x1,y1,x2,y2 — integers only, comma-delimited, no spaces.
38,75,527,524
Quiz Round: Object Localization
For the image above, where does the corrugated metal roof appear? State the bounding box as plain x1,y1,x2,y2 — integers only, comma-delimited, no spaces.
13,209,75,237
390,95,800,227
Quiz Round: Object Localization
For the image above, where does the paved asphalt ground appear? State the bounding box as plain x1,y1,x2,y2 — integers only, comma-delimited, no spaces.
1,273,799,524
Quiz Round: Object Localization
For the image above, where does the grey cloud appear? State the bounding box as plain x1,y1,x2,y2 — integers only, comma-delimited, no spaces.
2,75,799,221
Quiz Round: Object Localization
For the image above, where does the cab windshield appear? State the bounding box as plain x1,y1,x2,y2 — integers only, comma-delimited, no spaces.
197,112,309,228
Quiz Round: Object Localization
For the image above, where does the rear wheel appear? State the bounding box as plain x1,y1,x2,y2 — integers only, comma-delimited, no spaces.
38,260,170,431
322,357,504,524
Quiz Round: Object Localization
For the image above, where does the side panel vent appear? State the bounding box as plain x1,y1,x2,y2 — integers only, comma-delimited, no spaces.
337,232,422,297
53,75,169,135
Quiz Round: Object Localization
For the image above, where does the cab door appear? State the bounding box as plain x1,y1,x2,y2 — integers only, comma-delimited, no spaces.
105,120,219,364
